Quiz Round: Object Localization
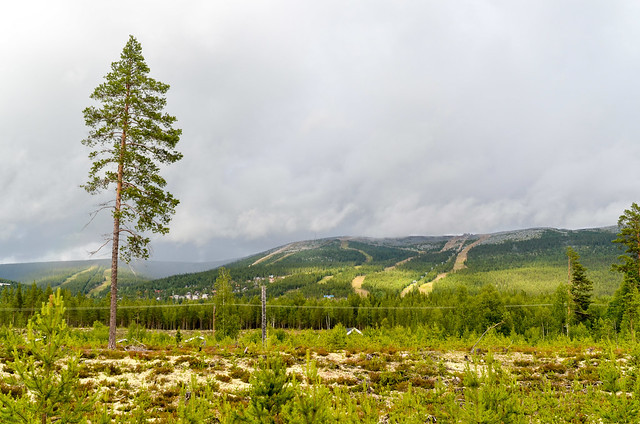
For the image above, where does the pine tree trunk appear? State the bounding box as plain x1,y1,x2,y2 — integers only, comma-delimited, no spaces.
108,162,123,350
108,97,128,350
567,255,571,336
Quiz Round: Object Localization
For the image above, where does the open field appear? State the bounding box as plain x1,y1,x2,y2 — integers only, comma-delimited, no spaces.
0,226,634,421
2,325,640,422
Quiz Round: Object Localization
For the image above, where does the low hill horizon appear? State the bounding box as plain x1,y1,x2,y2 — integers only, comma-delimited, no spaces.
128,225,623,300
0,225,623,299
0,258,229,293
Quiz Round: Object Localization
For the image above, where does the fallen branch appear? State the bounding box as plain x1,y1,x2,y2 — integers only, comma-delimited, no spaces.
470,320,504,354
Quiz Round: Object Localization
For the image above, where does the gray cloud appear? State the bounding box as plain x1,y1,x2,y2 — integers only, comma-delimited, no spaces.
1,1,640,263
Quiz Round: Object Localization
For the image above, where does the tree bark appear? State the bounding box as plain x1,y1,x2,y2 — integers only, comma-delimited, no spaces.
636,228,640,282
107,149,124,350
108,90,129,350
567,254,571,337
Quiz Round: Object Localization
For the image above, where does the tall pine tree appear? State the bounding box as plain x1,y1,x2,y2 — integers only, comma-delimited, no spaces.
82,35,182,349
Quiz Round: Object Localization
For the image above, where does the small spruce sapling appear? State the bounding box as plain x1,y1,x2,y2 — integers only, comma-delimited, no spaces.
239,355,294,423
0,290,96,423
283,350,332,424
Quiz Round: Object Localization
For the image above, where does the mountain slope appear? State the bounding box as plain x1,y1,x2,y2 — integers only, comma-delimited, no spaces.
0,227,623,299
137,227,623,299
0,259,230,294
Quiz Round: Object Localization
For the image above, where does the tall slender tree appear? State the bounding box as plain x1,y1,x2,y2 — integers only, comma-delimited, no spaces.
82,35,182,349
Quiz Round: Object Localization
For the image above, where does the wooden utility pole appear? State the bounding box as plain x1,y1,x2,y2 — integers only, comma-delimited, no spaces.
567,254,571,337
261,285,266,347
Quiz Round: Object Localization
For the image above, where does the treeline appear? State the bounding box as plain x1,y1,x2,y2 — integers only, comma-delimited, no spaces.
0,280,614,343
346,240,417,266
132,238,453,298
2,212,638,343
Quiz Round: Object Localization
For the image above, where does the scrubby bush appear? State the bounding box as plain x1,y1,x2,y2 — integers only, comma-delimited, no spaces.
238,355,295,423
0,290,96,423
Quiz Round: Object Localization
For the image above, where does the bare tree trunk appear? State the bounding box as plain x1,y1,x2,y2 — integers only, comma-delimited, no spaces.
108,96,128,350
566,254,571,337
262,285,266,347
108,159,123,350
470,321,503,354
637,231,640,282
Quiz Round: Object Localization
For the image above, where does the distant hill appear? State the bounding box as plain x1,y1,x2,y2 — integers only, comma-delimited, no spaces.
0,259,229,295
130,226,623,299
0,227,624,299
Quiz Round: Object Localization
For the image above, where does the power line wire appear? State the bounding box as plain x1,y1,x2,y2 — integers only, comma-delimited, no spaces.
0,301,602,313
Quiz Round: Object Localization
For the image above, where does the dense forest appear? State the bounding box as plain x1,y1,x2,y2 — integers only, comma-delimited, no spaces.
0,223,636,344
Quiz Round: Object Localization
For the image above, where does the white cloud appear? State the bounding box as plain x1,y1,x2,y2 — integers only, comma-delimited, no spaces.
1,1,639,262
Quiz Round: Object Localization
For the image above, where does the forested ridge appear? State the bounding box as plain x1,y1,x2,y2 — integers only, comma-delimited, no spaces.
0,225,631,343
3,221,640,422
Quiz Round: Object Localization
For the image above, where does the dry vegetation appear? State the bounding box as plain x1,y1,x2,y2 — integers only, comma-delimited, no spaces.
1,327,634,422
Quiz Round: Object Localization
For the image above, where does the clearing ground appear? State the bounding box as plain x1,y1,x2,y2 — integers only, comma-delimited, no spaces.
319,275,334,284
351,275,368,297
340,240,371,297
251,243,297,266
441,235,468,252
403,234,491,296
452,234,490,271
384,255,418,272
61,265,99,288
340,239,373,264
88,269,111,296
4,335,609,420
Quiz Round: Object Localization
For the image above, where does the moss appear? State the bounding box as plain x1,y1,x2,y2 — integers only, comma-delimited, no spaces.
216,373,232,383
0,382,23,398
513,359,534,367
229,365,251,383
538,362,567,374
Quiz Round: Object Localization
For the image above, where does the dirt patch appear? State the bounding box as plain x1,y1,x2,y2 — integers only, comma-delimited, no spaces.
340,240,373,264
351,276,369,297
319,275,334,284
402,235,490,297
441,235,467,252
385,255,418,272
452,234,490,271
251,244,295,266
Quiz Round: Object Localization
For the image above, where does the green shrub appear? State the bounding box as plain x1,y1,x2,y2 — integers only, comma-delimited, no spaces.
0,290,97,423
239,355,295,423
91,320,109,341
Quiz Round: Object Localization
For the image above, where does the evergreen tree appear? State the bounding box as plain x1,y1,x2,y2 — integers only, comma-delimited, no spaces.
621,285,640,341
213,268,240,340
609,203,640,329
613,202,640,283
566,247,593,324
81,35,182,349
240,356,295,423
0,290,96,423
552,283,569,335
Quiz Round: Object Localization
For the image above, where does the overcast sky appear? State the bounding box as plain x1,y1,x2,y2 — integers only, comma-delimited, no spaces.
1,1,639,264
